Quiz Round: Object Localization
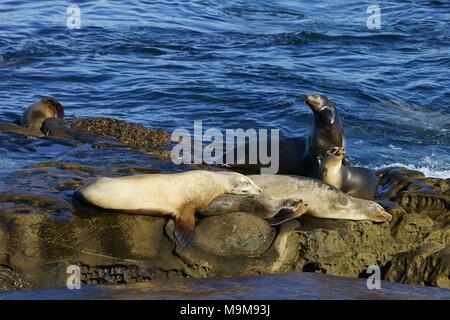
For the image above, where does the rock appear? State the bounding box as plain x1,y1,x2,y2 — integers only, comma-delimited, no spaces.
386,244,450,288
376,167,425,199
0,266,33,292
1,116,172,157
392,213,436,244
293,216,398,277
0,195,185,288
375,200,406,228
166,217,301,277
194,212,276,257
70,118,171,154
376,167,449,216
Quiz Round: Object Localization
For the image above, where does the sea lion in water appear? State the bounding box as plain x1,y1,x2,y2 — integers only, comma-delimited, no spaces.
321,147,379,200
72,170,262,249
0,97,65,136
21,97,64,130
204,175,391,225
221,95,349,178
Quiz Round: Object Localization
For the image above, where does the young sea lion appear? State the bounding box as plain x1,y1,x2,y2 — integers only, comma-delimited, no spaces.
202,173,390,225
321,147,378,200
200,194,309,220
72,170,262,250
221,94,349,178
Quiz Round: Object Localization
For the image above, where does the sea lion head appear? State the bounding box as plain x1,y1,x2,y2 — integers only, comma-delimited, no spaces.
218,172,262,195
367,201,393,222
303,94,336,126
40,97,65,119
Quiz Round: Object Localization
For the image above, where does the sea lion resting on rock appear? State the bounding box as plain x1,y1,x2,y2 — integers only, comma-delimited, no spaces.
204,174,392,225
321,147,379,200
221,95,350,178
201,195,307,220
0,97,65,136
72,170,276,249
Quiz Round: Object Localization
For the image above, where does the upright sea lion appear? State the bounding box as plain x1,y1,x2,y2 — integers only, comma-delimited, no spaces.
72,170,262,250
0,97,65,136
321,147,379,200
221,95,349,178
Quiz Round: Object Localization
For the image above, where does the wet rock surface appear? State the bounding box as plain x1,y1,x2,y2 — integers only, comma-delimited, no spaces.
1,272,449,300
376,167,450,215
69,118,171,156
0,123,449,293
0,266,33,292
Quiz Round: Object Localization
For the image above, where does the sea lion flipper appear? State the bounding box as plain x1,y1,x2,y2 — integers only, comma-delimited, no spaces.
41,118,72,138
267,203,309,226
173,211,196,250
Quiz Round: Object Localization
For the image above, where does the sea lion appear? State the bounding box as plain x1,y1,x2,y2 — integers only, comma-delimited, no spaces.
0,97,65,136
200,194,307,220
21,97,64,130
205,175,391,225
72,170,262,249
221,94,349,178
321,147,379,200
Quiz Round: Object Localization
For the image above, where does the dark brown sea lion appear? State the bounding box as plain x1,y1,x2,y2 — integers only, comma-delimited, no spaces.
220,95,349,178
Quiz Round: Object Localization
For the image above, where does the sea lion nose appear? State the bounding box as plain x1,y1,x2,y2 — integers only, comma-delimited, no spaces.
303,95,321,110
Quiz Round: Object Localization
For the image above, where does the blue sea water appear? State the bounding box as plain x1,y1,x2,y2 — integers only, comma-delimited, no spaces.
0,0,449,177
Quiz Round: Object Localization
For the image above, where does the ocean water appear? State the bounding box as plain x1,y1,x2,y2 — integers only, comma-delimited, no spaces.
0,0,449,298
1,272,449,300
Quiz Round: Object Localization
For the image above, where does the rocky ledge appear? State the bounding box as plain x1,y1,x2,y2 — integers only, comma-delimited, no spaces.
0,120,448,291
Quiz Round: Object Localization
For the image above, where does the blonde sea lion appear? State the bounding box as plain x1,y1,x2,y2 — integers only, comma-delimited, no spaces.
321,147,378,200
72,170,262,249
245,175,390,225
